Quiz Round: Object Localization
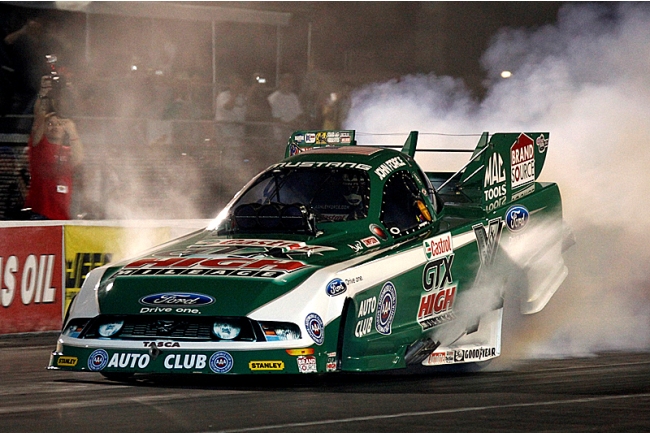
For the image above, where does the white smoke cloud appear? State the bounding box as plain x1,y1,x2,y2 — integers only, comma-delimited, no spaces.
346,3,650,359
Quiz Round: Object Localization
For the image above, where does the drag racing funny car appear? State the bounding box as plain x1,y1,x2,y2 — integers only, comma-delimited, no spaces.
49,129,572,378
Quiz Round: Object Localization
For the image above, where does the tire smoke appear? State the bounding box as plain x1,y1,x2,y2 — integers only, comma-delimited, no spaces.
346,3,650,359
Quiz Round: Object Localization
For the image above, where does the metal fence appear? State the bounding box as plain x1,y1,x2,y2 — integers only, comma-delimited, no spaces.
0,116,291,220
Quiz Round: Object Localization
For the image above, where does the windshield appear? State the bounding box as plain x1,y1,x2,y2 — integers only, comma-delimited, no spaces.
233,167,370,223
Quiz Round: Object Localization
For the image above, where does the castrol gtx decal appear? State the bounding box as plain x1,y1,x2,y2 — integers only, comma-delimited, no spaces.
418,252,456,330
116,257,308,279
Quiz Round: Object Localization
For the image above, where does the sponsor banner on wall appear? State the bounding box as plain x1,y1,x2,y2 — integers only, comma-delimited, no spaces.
64,226,172,311
0,226,64,333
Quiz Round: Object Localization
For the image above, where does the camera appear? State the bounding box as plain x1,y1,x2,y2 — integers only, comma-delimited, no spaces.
43,54,71,117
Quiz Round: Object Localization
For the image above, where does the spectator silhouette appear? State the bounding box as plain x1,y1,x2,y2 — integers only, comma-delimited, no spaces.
268,73,304,143
24,75,83,220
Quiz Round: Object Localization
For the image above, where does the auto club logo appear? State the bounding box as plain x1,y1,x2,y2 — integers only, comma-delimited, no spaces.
305,313,324,345
375,282,397,335
209,351,234,374
88,349,109,371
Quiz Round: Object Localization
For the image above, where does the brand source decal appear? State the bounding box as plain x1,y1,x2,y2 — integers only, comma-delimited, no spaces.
139,292,215,307
297,355,317,373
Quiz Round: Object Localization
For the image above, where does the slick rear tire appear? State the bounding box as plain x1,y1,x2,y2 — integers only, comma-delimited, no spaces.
101,372,135,382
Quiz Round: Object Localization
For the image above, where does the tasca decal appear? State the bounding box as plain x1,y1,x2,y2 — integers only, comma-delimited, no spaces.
375,282,397,335
139,293,215,307
511,134,535,189
117,257,308,279
505,205,529,232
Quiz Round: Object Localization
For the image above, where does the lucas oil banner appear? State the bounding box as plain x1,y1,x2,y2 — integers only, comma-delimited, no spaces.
0,226,64,333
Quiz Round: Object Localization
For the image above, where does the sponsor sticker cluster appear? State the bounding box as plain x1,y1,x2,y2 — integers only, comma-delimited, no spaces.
418,233,457,330
85,350,235,374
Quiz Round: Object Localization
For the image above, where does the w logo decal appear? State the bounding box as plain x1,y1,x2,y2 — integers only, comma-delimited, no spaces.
472,218,503,267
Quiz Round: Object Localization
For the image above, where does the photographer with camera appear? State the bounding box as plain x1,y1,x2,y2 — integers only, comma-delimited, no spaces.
23,56,83,220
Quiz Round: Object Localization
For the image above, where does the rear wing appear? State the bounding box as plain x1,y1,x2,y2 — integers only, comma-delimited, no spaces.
450,132,550,208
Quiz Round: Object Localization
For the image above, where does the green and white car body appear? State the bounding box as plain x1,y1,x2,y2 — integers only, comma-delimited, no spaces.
49,130,571,377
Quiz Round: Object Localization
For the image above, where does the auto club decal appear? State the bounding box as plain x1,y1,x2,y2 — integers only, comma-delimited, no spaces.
375,282,397,335
87,349,109,371
209,351,234,373
305,313,324,345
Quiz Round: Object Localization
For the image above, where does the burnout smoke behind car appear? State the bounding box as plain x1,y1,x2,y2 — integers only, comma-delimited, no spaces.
346,3,650,359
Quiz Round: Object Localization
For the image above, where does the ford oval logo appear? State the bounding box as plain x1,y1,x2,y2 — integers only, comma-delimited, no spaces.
139,292,215,307
505,205,529,232
326,278,347,297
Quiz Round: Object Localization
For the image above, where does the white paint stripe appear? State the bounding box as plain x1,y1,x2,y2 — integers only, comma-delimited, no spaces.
204,392,650,433
0,389,250,415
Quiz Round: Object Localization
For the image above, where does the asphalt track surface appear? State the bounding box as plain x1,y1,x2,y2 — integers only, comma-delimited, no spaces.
2,332,650,433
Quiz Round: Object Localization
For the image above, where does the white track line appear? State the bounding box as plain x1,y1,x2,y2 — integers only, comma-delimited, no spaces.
206,392,650,433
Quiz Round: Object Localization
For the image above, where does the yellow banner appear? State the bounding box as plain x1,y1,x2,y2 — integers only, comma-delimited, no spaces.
64,226,171,310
